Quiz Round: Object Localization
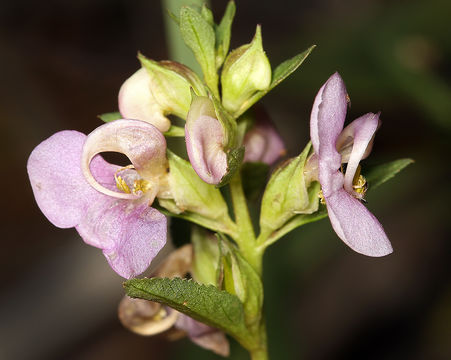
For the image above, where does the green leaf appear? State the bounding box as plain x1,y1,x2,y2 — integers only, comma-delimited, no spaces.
365,158,414,189
98,111,121,122
124,277,251,344
269,45,316,90
259,143,318,234
215,0,236,69
234,45,315,117
164,125,185,137
180,6,218,96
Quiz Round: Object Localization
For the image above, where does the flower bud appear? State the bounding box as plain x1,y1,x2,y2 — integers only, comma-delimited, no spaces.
191,227,220,286
185,95,228,184
119,55,205,132
243,107,286,165
221,25,271,115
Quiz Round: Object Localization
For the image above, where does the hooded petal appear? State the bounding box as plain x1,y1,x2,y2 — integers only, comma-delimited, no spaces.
119,68,171,132
336,113,380,195
243,108,286,165
310,72,348,165
27,130,167,278
185,115,228,184
175,314,230,357
81,119,168,201
325,189,392,257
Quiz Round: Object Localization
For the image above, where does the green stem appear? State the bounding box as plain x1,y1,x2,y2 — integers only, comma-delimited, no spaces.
229,172,264,274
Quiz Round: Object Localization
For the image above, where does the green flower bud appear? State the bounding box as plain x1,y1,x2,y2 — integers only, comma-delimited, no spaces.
221,25,271,115
191,227,220,286
139,54,206,120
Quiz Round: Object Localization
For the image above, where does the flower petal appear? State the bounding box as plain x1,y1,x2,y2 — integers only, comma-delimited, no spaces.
76,198,167,278
175,314,230,357
27,130,167,278
81,119,168,200
27,131,119,228
243,108,286,165
325,189,392,256
185,115,228,184
118,68,171,132
337,113,380,194
310,72,348,161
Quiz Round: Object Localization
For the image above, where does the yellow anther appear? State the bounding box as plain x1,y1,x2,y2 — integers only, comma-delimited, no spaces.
132,179,152,195
353,174,368,197
318,189,326,205
115,175,131,194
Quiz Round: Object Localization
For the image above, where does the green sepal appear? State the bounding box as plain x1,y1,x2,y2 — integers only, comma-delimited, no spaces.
191,226,220,286
218,234,263,328
163,125,185,137
234,45,315,118
180,6,218,96
216,146,245,188
259,142,318,235
221,25,271,116
98,111,121,123
163,150,232,221
200,3,214,26
156,200,238,239
139,54,205,120
365,158,414,189
215,0,236,69
124,277,252,346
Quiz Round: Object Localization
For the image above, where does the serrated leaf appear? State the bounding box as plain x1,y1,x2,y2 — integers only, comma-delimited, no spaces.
180,6,218,96
365,158,414,189
124,277,251,344
98,111,121,122
215,0,236,69
235,45,315,118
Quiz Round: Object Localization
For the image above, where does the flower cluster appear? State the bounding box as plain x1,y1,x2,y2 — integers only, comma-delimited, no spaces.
27,2,408,357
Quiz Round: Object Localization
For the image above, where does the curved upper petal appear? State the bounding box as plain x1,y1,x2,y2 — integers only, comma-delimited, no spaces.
325,188,392,257
185,115,227,184
310,72,348,163
337,113,380,194
118,68,171,132
81,119,168,200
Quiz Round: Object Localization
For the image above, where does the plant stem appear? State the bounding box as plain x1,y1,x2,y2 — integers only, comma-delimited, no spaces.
229,172,264,274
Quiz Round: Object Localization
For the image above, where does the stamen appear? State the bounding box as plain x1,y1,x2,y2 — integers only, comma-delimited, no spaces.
133,179,152,195
352,174,368,199
114,165,135,194
318,189,326,205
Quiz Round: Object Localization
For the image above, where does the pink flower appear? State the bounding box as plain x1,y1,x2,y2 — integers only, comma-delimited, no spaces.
309,73,392,256
27,120,168,278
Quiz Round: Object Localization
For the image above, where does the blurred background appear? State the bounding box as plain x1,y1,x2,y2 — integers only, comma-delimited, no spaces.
1,0,450,359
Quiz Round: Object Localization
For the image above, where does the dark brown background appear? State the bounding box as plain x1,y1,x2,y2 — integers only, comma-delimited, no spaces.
1,0,450,359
